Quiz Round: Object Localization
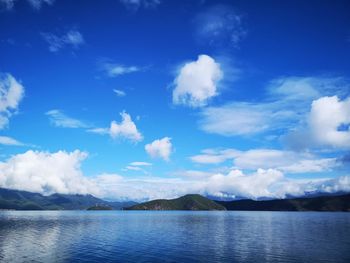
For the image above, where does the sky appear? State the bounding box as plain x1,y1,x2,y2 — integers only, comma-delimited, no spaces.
0,0,350,201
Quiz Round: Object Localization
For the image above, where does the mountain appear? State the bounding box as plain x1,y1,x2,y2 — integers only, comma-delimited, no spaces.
216,194,350,212
87,205,113,210
0,188,136,210
125,194,226,211
1,187,349,211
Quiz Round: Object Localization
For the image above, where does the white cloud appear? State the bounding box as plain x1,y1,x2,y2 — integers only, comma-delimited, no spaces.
205,169,287,199
172,169,350,200
269,77,321,102
94,175,197,201
89,170,350,201
199,77,349,137
200,100,304,136
0,150,348,201
0,150,98,195
267,77,350,101
0,73,24,129
101,62,140,77
125,166,144,171
285,95,350,150
41,30,84,52
172,170,213,179
190,148,338,174
190,148,240,164
89,111,143,142
0,136,24,146
46,109,88,128
123,161,152,173
119,0,160,11
145,137,172,161
113,89,126,97
233,149,338,173
172,54,223,107
129,161,152,166
194,5,246,47
279,159,338,174
309,96,350,149
199,102,289,136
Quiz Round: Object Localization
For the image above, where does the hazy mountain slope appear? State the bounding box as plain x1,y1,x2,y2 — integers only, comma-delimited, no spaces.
0,188,135,210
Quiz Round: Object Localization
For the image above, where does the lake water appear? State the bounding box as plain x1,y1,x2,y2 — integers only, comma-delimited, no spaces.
0,211,349,263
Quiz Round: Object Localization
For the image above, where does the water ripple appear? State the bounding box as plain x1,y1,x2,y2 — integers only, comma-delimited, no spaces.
0,211,349,262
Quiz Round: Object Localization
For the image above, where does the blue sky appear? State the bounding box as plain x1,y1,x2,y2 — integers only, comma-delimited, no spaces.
0,0,350,201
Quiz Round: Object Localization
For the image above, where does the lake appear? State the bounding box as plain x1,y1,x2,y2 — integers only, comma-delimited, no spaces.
0,211,349,262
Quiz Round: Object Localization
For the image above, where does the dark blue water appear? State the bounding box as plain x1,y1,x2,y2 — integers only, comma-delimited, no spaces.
0,211,349,263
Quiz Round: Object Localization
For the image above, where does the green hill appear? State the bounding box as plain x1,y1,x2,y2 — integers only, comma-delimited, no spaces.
125,194,226,211
216,194,350,211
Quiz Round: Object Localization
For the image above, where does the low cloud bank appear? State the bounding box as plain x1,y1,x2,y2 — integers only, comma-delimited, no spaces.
0,150,349,201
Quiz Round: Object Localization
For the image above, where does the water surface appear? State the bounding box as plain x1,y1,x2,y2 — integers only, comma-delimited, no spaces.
0,211,349,262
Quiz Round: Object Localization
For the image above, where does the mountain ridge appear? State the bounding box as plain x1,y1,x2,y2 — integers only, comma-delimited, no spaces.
216,194,350,211
1,187,349,211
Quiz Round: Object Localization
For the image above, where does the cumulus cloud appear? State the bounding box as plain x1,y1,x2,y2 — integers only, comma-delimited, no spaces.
42,169,350,199
0,136,24,146
285,96,350,150
173,169,350,200
113,89,126,97
0,150,98,195
145,137,172,161
199,76,349,137
89,111,143,142
190,148,338,174
46,109,88,128
0,150,349,201
0,73,24,129
92,169,297,201
41,30,84,52
172,54,223,107
194,5,246,48
309,96,350,148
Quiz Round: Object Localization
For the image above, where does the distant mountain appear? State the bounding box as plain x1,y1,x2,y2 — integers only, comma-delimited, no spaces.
125,194,226,211
0,188,136,210
216,194,350,212
2,187,349,211
108,200,138,210
87,205,113,210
